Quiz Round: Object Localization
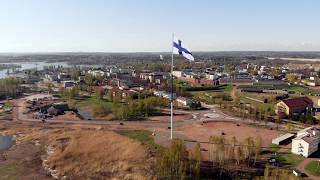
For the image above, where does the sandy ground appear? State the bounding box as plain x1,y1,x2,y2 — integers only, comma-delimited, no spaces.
148,112,193,122
0,122,156,180
176,121,279,147
53,111,80,121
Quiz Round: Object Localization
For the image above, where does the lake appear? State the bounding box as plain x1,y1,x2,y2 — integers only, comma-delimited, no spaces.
0,135,15,151
0,61,70,79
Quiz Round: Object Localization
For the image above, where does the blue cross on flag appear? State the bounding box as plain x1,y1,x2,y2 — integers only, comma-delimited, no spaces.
173,37,194,61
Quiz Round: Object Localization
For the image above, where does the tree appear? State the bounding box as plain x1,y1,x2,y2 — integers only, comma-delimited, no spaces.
94,87,103,99
286,73,299,84
93,104,111,117
71,67,81,81
46,82,52,94
193,143,201,180
275,116,282,130
157,139,189,180
0,77,20,99
108,90,114,102
264,163,270,180
84,73,94,86
230,136,238,165
254,137,262,165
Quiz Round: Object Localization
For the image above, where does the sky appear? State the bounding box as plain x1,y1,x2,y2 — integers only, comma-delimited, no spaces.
0,0,320,52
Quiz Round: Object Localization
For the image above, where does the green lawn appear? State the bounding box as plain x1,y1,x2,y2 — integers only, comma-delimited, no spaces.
77,96,113,108
305,161,320,176
118,130,162,152
238,84,320,95
0,163,17,180
239,96,274,113
276,153,304,166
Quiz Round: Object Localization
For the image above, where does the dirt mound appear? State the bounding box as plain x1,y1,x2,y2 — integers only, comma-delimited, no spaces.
46,130,155,180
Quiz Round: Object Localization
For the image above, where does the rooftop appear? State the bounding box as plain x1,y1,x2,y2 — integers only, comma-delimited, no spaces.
282,97,313,108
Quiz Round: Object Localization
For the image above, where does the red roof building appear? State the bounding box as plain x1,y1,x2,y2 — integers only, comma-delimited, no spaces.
276,97,313,116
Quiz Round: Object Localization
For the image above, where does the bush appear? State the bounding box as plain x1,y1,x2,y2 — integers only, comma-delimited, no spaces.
93,104,111,117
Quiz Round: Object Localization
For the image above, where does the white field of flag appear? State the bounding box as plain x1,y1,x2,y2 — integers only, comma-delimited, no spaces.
173,36,194,61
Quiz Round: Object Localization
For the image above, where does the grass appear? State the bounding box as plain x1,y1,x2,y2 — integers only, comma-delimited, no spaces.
77,96,113,108
188,84,232,93
270,144,281,153
239,95,274,112
47,129,154,179
118,130,162,152
275,153,304,166
0,163,17,180
238,84,320,95
305,161,320,176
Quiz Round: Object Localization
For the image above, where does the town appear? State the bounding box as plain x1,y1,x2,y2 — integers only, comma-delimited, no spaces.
0,52,320,179
2,1,320,179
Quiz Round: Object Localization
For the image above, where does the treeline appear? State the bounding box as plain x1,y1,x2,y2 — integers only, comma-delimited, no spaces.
157,140,201,180
112,96,169,120
208,136,261,168
182,84,227,92
258,164,298,180
93,90,169,120
157,137,264,180
59,86,79,100
0,77,21,99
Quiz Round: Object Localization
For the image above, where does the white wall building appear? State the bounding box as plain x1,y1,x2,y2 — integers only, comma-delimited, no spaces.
172,71,184,78
291,127,320,157
88,70,105,77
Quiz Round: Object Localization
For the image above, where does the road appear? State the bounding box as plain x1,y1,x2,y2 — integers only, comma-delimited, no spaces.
13,96,282,130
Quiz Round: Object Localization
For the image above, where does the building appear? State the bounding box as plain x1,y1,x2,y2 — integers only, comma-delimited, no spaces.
173,71,184,78
88,70,105,77
291,127,320,157
139,72,164,84
176,97,193,107
272,133,295,145
176,97,201,109
275,97,313,116
62,81,76,88
153,90,176,100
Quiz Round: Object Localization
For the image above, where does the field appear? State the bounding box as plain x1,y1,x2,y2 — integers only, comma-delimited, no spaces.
0,122,157,180
188,84,233,94
238,84,320,95
77,96,113,108
176,121,279,147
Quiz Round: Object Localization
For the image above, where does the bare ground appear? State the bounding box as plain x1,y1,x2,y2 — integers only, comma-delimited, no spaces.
176,121,280,147
0,122,156,180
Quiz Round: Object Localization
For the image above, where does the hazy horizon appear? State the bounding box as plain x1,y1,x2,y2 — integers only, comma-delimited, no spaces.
1,0,320,52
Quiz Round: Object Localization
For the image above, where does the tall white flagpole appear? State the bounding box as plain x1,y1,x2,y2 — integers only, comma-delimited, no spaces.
170,33,174,140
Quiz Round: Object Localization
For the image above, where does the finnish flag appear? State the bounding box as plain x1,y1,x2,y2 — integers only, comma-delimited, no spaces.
173,37,194,61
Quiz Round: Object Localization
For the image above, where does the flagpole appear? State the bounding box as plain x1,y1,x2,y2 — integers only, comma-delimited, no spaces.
170,33,174,140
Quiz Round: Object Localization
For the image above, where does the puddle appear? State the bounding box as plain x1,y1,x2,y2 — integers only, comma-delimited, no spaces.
77,109,94,120
0,135,15,151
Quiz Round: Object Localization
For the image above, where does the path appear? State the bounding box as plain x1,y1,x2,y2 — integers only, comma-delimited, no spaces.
296,158,320,180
